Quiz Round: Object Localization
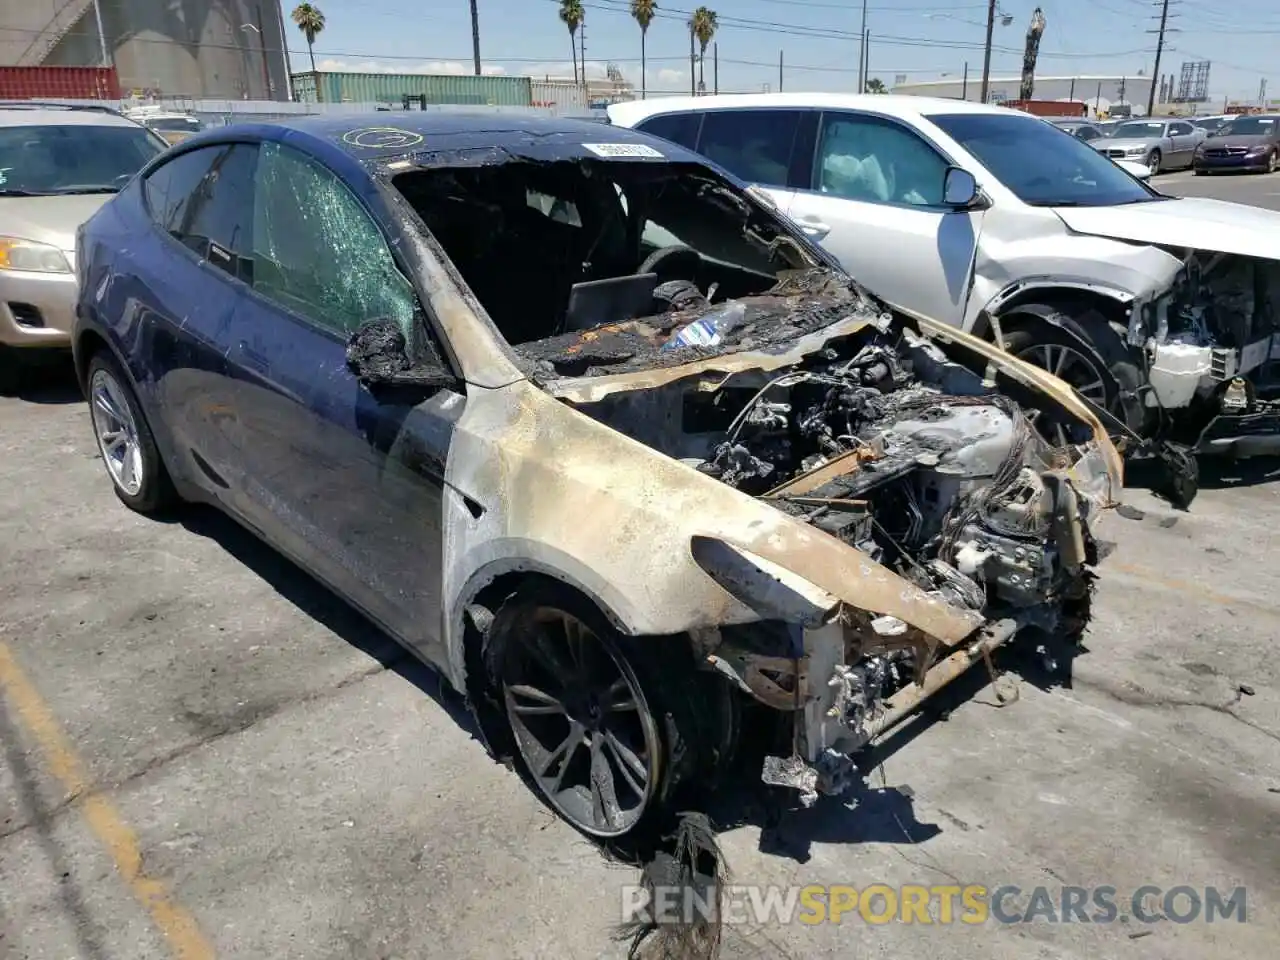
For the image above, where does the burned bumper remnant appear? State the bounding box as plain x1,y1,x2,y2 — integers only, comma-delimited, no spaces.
535,274,1118,806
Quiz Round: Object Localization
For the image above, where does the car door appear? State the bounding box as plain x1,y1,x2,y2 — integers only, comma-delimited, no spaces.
135,143,254,485
785,110,983,326
209,140,457,657
1168,121,1198,165
638,108,816,216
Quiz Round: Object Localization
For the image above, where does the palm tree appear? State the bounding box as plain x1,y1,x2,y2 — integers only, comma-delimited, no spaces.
469,0,482,76
865,77,887,94
290,3,325,75
631,0,657,100
559,0,585,85
689,7,718,95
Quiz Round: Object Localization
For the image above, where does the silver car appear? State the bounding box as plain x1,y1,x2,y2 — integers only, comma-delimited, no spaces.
0,101,166,393
1092,118,1204,175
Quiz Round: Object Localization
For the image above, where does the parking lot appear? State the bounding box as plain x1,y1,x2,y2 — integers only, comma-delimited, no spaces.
3,173,1279,960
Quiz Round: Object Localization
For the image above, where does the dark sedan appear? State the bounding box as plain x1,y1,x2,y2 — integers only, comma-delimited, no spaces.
1193,114,1280,174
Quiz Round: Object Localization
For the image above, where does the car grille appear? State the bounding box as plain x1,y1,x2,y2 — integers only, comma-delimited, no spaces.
1204,147,1249,157
1104,149,1129,158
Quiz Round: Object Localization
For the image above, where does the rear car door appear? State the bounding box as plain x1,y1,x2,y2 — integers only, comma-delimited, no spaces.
636,107,816,218
136,144,253,481
785,110,982,325
1168,121,1198,164
219,140,458,656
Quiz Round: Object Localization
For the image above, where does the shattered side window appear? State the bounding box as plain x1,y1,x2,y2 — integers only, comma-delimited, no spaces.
250,142,417,338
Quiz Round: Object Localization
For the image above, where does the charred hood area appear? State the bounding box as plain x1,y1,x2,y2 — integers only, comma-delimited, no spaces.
559,285,1106,631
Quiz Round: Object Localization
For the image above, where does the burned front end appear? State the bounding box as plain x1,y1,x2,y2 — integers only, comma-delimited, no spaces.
534,279,1117,805
1135,251,1280,456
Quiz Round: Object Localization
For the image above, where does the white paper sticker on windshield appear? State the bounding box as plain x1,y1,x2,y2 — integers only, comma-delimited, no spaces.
583,142,664,159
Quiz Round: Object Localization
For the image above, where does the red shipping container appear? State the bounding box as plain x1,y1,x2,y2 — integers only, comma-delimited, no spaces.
0,66,122,101
999,98,1088,118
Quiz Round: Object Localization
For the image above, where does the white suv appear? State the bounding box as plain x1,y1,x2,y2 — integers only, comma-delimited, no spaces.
609,94,1280,458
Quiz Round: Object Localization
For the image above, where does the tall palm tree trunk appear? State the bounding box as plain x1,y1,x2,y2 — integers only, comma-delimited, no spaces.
640,31,646,99
470,0,481,76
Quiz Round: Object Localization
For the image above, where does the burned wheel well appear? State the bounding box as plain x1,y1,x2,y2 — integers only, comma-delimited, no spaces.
458,571,738,804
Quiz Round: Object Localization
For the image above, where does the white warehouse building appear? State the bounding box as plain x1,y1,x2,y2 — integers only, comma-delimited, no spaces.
892,75,1156,116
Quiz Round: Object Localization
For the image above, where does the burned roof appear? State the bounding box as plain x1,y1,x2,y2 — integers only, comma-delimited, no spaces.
273,111,706,167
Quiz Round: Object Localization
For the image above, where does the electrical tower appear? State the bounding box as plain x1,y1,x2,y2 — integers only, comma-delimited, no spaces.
1146,0,1179,116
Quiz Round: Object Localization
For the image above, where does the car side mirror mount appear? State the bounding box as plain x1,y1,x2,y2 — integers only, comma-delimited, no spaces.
942,166,984,209
346,317,460,398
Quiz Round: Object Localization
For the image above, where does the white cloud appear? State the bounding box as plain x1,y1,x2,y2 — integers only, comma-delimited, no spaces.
657,68,685,85
316,58,505,76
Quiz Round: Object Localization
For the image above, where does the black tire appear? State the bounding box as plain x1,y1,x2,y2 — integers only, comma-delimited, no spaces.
1193,167,1206,176
1147,149,1162,175
0,347,18,396
85,351,177,514
999,307,1147,434
1266,150,1278,175
482,581,734,840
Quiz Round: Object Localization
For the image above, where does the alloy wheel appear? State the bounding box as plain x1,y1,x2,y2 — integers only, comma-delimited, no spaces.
501,606,661,837
1014,342,1109,409
1147,151,1161,175
1269,151,1278,174
89,367,145,497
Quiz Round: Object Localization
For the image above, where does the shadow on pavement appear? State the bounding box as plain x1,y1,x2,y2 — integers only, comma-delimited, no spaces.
4,357,82,405
172,503,479,737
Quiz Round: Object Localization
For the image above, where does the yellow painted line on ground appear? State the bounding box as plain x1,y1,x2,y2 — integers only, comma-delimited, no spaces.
0,642,215,960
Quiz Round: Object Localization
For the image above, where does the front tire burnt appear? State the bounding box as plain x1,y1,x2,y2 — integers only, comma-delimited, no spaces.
499,604,662,838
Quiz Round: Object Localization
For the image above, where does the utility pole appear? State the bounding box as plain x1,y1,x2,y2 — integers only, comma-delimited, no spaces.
1261,78,1268,107
862,32,870,91
779,49,784,93
91,0,109,66
580,14,587,88
1146,0,1175,117
857,0,868,94
689,28,695,95
714,42,718,95
469,0,481,75
979,0,997,104
962,61,969,100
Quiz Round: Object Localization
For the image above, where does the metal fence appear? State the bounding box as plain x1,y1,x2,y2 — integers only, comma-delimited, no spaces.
15,95,605,127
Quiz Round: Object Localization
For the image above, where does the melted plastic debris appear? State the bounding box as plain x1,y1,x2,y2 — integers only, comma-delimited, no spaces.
516,274,887,381
347,318,451,388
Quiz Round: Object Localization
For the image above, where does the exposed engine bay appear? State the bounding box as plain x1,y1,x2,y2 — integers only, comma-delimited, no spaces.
1135,251,1280,440
541,281,1110,804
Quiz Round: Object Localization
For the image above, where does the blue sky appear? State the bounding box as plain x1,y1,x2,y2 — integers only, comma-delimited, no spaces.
281,0,1278,100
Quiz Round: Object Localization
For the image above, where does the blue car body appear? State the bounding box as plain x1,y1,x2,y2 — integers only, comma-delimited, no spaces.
72,114,742,666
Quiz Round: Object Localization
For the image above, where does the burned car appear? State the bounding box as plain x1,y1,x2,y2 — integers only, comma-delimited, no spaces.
73,114,1121,838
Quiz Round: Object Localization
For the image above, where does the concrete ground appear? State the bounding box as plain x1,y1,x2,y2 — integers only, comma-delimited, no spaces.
3,178,1279,959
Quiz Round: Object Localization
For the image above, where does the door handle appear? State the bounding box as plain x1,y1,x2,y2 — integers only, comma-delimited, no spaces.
798,219,831,241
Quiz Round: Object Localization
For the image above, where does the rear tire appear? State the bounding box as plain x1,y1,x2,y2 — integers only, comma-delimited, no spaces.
86,352,177,514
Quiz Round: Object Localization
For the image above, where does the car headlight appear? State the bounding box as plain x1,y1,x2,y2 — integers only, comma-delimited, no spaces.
1126,146,1146,155
1247,144,1270,154
0,237,71,274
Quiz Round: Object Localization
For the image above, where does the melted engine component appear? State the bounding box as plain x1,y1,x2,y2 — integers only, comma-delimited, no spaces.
701,335,1075,614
